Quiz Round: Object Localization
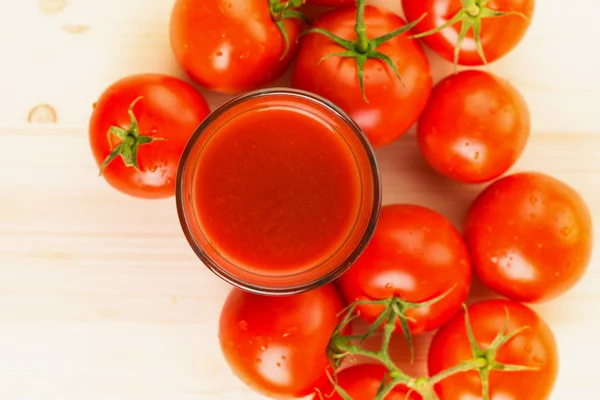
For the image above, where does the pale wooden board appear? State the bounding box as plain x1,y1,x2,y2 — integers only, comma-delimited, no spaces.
0,0,599,399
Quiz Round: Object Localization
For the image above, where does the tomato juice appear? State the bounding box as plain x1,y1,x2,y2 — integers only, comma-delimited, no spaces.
177,89,381,294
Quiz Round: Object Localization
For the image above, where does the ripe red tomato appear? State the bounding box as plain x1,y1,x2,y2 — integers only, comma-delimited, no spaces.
292,5,432,148
337,204,472,335
402,0,535,65
169,0,302,94
89,73,210,199
428,299,558,400
317,364,419,400
306,0,355,6
464,172,593,303
218,284,345,399
417,70,531,184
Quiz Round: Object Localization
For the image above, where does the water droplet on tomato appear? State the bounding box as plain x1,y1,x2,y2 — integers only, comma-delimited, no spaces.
276,362,281,368
260,345,267,351
561,227,572,237
281,355,287,360
282,326,298,338
256,358,262,364
238,320,248,331
465,142,471,147
491,257,498,264
530,195,538,205
474,151,480,160
148,166,157,173
216,51,223,57
385,283,393,289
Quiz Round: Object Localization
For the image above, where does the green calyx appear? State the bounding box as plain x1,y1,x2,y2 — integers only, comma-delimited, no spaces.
410,0,529,68
99,97,164,175
326,299,538,400
269,0,308,61
301,0,426,103
428,305,540,400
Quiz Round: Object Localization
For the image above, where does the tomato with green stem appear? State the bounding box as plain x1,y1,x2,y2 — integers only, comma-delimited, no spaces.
170,0,304,94
292,0,432,148
317,364,419,400
427,299,558,400
89,73,210,199
402,0,535,67
336,204,472,359
464,172,593,303
417,70,531,184
219,284,345,399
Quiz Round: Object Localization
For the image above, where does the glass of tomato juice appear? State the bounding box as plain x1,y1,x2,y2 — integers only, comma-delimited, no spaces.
176,88,381,295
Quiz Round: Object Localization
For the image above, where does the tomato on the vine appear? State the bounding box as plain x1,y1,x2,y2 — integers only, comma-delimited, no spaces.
170,0,304,94
464,172,593,303
317,364,419,400
428,299,558,400
292,2,432,148
417,70,531,184
402,0,535,66
337,205,472,337
89,73,210,199
218,284,345,399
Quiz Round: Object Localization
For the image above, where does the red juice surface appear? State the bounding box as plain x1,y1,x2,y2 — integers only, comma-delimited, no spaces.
193,107,361,274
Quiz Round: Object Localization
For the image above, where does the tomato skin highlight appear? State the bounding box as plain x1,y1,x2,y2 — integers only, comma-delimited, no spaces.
292,5,432,148
402,0,535,65
218,284,345,399
89,73,210,199
169,0,302,94
317,364,420,400
337,204,472,334
464,172,593,303
417,70,531,184
428,299,559,400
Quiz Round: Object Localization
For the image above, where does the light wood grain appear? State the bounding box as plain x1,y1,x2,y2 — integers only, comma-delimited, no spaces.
0,0,599,399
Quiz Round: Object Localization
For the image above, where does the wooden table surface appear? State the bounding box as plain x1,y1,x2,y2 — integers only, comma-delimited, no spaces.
1,0,599,399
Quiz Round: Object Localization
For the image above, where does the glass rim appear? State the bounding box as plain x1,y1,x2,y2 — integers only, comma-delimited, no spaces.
175,87,382,296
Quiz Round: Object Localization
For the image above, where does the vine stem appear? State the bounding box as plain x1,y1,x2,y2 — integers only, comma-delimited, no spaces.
462,0,481,16
327,300,543,400
355,0,369,54
429,357,487,384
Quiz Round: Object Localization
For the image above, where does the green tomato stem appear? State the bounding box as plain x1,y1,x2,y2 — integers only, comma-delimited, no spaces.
354,0,370,54
408,0,529,68
99,97,164,175
327,300,542,400
300,0,427,102
269,0,307,60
